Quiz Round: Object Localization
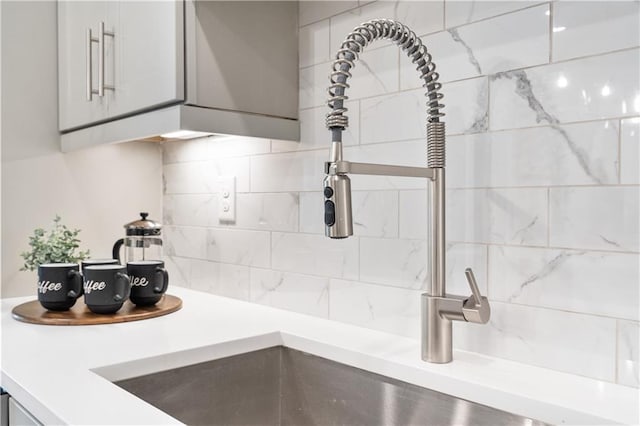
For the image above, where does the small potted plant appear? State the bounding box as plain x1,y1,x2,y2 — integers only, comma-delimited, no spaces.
20,215,90,271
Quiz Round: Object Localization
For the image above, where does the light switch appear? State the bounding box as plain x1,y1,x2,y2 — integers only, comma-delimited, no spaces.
218,176,236,223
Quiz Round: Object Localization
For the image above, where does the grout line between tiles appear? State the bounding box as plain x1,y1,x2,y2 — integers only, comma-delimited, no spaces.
445,183,640,191
485,243,491,300
397,47,401,94
546,188,551,247
452,240,640,255
615,319,620,384
268,231,273,271
548,1,553,64
163,183,640,197
487,300,630,324
299,2,363,28
618,119,623,184
486,74,491,130
355,235,361,285
396,189,401,238
357,99,362,145
440,1,549,33
442,0,446,30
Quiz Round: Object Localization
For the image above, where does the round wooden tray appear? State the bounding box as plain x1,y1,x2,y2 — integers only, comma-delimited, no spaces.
11,294,182,326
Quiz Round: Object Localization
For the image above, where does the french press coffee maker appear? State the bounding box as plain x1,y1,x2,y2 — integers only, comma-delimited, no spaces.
112,212,163,264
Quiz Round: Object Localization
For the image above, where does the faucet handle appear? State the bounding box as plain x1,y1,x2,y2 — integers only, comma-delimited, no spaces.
462,268,490,324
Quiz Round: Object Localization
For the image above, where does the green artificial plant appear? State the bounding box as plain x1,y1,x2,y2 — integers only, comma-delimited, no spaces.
20,215,90,271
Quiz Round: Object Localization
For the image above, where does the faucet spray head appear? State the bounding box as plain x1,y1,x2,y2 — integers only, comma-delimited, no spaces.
323,173,353,239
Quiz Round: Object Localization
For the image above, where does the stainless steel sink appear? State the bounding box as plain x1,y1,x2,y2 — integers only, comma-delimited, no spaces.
114,346,548,426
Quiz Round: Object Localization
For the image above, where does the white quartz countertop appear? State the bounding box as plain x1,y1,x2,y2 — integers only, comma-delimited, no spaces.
1,286,638,425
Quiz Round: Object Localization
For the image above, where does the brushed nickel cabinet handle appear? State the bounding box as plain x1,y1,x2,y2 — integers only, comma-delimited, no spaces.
98,21,115,97
86,28,93,101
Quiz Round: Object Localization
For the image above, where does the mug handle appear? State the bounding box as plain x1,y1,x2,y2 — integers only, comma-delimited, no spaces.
67,270,82,299
114,272,131,302
154,267,169,294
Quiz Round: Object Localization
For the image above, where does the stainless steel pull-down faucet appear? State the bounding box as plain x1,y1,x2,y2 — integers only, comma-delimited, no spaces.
322,19,490,363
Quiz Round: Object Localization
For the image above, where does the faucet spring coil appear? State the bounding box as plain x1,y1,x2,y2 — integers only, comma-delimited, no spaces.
326,19,445,134
427,122,445,168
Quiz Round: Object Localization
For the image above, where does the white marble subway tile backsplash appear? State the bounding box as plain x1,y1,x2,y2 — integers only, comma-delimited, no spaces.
398,189,428,239
618,320,640,388
359,237,428,289
250,268,329,318
489,246,639,321
447,121,619,188
552,1,640,62
206,228,270,267
191,260,250,301
299,191,324,235
447,188,548,246
329,279,422,339
271,232,359,280
402,4,549,86
621,118,640,184
164,194,217,227
299,1,358,27
346,44,399,101
442,77,489,135
164,193,299,232
360,89,426,143
163,161,215,194
299,62,331,109
163,136,270,164
299,19,331,68
352,191,400,238
163,256,191,288
453,301,617,381
163,137,212,164
490,48,640,130
205,136,272,159
330,1,443,53
164,256,251,301
549,186,639,252
445,1,543,28
164,226,207,260
250,149,326,192
164,158,251,194
234,193,300,232
162,1,640,387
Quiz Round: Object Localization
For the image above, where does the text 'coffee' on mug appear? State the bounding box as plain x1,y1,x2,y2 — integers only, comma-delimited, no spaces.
83,264,131,314
37,263,82,311
126,260,169,306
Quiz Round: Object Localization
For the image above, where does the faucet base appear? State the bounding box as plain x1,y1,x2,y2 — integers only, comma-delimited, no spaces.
421,293,465,363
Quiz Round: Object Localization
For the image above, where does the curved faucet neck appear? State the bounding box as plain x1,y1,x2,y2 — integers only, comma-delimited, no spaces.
325,19,446,168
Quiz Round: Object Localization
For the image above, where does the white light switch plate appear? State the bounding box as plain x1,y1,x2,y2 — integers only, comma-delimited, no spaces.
218,176,236,223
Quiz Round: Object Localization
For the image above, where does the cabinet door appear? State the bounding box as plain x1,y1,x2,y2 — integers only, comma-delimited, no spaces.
58,1,110,131
108,1,184,120
186,1,298,120
8,398,41,426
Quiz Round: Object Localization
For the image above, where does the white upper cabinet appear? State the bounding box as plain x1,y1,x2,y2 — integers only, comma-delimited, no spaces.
58,1,111,130
57,1,299,150
111,1,184,120
58,1,184,131
185,1,298,120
